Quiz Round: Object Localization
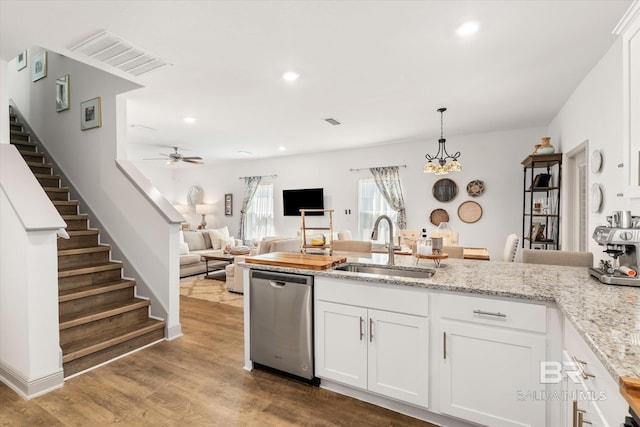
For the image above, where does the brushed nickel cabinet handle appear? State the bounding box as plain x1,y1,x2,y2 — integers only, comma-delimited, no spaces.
369,318,374,342
359,317,364,341
443,331,447,360
572,355,595,380
473,309,507,318
577,410,592,425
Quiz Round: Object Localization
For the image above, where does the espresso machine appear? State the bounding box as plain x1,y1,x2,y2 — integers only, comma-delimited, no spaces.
589,211,640,287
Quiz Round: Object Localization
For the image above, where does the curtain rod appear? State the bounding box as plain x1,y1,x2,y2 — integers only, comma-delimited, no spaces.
349,164,407,172
238,174,277,180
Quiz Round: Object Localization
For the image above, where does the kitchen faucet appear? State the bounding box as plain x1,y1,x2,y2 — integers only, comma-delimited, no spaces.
371,215,395,266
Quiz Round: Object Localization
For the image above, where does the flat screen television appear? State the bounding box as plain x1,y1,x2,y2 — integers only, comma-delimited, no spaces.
283,188,324,216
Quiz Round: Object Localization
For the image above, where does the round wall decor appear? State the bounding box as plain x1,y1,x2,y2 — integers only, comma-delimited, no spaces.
430,208,449,226
466,180,485,197
432,178,458,202
458,201,483,223
591,149,603,174
590,183,603,213
187,185,204,207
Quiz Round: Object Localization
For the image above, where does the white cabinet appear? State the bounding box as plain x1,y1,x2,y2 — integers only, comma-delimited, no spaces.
315,301,367,389
562,319,628,427
437,293,547,427
315,278,430,408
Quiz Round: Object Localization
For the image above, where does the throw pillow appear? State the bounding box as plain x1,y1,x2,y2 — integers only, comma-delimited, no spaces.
208,226,231,250
179,242,190,255
183,231,206,251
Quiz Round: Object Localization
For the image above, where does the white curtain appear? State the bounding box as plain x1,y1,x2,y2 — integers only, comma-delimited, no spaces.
238,176,262,243
369,166,407,229
245,184,274,242
358,179,397,242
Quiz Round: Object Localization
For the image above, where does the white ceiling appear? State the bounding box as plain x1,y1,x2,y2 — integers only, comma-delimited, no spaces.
0,0,633,165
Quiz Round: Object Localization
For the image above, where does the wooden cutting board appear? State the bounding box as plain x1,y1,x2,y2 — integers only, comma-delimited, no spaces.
244,252,347,270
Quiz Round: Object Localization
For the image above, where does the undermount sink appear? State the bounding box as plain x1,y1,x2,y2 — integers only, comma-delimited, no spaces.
333,263,435,279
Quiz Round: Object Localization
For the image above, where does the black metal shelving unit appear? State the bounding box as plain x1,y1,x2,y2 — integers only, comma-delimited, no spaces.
521,153,562,249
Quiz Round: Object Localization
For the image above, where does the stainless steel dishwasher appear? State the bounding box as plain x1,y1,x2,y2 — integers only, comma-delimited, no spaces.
249,270,314,380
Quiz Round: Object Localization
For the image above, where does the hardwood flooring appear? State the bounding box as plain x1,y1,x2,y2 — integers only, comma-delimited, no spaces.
0,296,434,426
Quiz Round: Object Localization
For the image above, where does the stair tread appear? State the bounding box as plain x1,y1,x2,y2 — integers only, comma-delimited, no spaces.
10,140,35,146
44,186,68,191
62,214,89,219
34,173,60,178
26,161,51,167
58,245,111,256
19,150,43,155
59,298,150,329
59,279,135,302
67,229,99,236
52,200,78,206
62,318,165,363
58,261,122,278
9,129,30,136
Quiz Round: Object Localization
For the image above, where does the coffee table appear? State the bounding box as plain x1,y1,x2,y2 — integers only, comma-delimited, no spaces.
201,253,235,280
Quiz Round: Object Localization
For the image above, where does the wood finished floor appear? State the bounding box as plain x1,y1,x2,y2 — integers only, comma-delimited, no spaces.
0,296,435,426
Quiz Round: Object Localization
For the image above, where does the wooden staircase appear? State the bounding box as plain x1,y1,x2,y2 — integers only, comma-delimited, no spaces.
9,111,166,377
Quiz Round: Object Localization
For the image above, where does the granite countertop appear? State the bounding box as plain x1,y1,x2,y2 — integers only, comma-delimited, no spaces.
239,252,640,383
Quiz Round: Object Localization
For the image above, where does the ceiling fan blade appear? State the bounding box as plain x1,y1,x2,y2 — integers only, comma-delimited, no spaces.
182,156,203,160
143,157,168,160
183,158,204,164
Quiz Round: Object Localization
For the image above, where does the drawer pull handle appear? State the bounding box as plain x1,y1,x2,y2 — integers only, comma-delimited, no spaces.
369,318,374,342
443,331,447,360
359,317,364,341
473,309,507,318
572,355,595,380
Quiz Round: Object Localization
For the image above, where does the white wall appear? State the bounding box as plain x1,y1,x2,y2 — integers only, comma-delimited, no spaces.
8,49,182,337
1,59,8,145
549,37,640,262
138,126,546,258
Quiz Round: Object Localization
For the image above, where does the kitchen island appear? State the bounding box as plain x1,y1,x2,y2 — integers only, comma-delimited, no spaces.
240,253,640,427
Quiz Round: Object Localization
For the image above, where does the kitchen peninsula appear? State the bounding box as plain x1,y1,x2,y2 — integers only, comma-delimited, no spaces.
240,253,640,427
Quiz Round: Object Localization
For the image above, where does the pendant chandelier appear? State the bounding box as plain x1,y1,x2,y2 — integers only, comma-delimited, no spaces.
423,107,461,175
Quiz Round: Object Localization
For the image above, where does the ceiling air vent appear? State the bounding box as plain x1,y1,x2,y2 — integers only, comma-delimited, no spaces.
324,118,341,126
70,31,170,77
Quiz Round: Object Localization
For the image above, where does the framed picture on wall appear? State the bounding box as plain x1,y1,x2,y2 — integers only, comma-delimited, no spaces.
32,51,47,81
16,50,27,71
80,97,101,130
56,74,70,112
225,193,233,216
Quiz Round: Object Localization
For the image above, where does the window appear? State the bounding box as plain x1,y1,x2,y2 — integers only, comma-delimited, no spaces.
357,178,397,242
245,184,274,242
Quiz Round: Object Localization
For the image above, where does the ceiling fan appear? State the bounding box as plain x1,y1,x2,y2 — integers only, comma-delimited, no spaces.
145,146,204,165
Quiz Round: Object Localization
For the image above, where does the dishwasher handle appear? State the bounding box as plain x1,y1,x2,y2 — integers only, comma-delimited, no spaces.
269,281,287,288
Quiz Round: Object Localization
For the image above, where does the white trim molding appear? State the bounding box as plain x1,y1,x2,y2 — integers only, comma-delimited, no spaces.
0,361,64,400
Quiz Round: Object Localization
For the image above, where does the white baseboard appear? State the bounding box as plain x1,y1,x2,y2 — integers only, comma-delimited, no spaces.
166,323,183,340
0,362,63,400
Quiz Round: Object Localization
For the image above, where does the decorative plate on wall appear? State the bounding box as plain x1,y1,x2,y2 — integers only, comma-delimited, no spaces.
590,183,603,213
458,201,483,223
591,149,603,174
430,208,449,226
432,178,458,202
466,180,485,197
187,185,204,208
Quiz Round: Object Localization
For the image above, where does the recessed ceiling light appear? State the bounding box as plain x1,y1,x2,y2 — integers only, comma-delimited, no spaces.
237,150,253,155
278,146,286,151
457,22,479,37
184,117,196,124
282,71,300,82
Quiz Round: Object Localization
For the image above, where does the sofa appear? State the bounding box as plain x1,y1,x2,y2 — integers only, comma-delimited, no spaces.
225,236,301,293
179,227,240,278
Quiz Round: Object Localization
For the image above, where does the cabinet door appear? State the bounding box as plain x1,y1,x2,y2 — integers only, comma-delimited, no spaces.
315,301,367,389
368,309,429,408
439,320,546,427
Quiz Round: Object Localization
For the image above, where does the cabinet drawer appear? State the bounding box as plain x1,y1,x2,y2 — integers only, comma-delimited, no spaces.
315,277,429,317
563,319,628,424
439,292,546,333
